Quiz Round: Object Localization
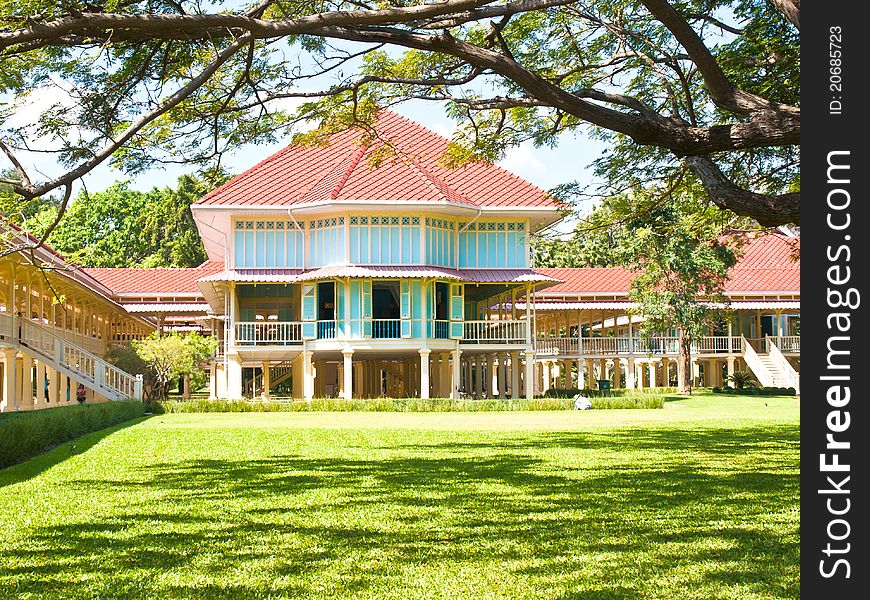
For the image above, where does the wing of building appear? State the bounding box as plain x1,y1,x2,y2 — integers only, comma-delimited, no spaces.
1,221,154,410
2,111,800,410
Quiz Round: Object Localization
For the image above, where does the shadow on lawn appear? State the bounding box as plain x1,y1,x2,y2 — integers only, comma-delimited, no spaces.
2,424,799,599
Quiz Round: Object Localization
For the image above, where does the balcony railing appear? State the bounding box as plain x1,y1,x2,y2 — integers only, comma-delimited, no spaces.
536,335,749,356
769,335,800,353
434,320,450,339
235,322,302,345
463,320,527,344
316,320,336,339
372,319,401,339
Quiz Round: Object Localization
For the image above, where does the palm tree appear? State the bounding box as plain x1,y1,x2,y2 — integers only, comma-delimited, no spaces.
726,370,758,390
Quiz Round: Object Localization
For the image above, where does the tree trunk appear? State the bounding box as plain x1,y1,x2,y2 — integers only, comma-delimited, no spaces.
677,330,693,395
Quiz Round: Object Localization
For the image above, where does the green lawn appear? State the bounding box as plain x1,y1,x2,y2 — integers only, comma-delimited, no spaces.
0,395,799,599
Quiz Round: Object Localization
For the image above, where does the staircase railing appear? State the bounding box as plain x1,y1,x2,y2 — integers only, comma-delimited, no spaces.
766,336,801,393
17,318,142,401
740,335,775,388
249,360,294,397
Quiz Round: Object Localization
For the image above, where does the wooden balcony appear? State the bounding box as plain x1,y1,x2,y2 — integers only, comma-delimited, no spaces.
536,335,752,357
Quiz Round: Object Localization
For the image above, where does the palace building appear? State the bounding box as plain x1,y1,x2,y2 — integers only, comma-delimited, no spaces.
0,111,799,411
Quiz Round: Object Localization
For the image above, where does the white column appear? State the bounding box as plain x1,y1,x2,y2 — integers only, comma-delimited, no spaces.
20,352,33,410
261,360,271,399
488,354,498,397
208,362,218,399
419,349,431,399
227,353,243,398
524,351,535,400
541,361,551,393
2,349,17,412
612,358,622,389
451,348,461,399
510,351,520,399
303,351,315,400
343,349,354,400
649,361,657,388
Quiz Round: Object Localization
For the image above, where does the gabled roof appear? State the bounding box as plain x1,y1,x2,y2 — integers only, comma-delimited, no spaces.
84,260,225,296
196,110,559,209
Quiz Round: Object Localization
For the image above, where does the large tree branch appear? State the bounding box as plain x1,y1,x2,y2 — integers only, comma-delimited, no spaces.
11,32,254,200
686,156,799,226
771,0,800,30
639,0,796,117
0,1,497,50
318,25,799,154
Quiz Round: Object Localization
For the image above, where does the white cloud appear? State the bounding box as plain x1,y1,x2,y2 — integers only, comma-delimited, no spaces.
428,121,458,138
498,143,546,175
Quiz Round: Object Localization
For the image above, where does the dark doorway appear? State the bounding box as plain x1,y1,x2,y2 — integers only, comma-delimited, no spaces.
317,281,336,338
372,281,400,338
434,282,449,338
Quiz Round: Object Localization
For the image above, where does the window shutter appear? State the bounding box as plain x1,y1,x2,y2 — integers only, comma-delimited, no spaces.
363,279,372,337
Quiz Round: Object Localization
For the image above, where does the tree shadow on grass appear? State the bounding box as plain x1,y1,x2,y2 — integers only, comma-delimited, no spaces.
1,424,799,599
0,416,151,489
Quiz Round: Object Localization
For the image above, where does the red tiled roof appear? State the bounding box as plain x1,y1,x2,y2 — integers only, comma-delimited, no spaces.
196,110,559,209
84,260,225,295
533,267,636,295
725,232,800,292
534,233,800,296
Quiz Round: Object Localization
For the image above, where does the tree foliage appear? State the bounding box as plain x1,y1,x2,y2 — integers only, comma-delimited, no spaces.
569,188,738,394
0,0,800,242
21,174,214,267
111,332,217,401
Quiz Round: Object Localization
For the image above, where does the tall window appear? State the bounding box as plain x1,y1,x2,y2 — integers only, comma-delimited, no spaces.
459,221,527,268
349,216,421,264
426,217,454,267
308,217,346,267
234,220,303,268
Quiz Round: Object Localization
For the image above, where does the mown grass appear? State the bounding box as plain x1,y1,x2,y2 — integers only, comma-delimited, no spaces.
156,394,664,414
0,395,799,599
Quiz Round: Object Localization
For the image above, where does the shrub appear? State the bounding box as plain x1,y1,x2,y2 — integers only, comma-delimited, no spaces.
0,401,146,469
543,387,676,399
592,396,664,409
715,386,797,397
155,395,665,413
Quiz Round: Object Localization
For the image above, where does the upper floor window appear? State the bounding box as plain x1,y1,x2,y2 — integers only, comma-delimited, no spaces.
308,217,346,267
459,222,527,268
426,217,454,267
234,220,303,268
350,216,422,264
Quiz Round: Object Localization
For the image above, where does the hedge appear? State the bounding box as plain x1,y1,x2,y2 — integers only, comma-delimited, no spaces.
542,387,677,398
0,400,146,469
155,395,663,413
711,386,797,396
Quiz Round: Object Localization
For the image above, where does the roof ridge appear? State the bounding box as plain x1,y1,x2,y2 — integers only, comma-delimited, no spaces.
404,156,460,204
331,143,369,199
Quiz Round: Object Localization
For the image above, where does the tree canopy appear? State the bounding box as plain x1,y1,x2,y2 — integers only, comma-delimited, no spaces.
2,174,212,267
109,332,217,401
571,189,737,394
0,0,800,247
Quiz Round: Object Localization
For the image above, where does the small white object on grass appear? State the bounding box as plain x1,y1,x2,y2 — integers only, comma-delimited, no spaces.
573,395,593,410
